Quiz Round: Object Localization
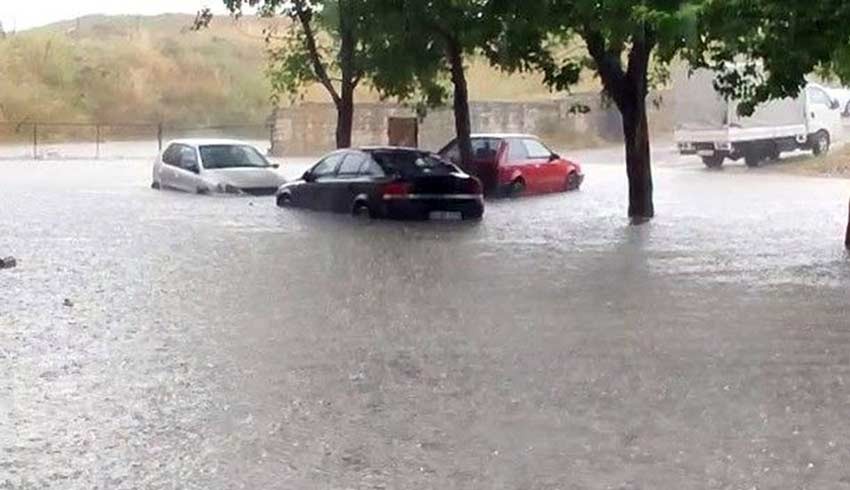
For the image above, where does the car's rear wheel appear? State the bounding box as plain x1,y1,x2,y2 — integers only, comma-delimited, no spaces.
508,179,525,198
352,201,372,219
565,172,581,191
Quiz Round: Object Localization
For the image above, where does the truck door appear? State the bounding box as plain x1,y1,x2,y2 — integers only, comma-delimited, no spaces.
807,86,844,141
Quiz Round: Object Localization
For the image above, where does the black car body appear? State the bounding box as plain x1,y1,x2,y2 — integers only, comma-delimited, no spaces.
276,147,484,220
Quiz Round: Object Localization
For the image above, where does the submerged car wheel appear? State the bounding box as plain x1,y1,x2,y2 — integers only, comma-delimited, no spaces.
508,179,525,198
566,172,582,191
276,193,292,207
352,201,372,219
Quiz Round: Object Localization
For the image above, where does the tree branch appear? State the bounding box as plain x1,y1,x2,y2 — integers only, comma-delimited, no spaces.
625,24,657,98
582,27,626,107
294,0,340,105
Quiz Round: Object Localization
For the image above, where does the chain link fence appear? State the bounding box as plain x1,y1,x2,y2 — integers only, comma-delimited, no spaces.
0,121,273,160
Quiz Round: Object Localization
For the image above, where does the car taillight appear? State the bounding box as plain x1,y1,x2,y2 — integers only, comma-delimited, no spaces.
382,182,412,200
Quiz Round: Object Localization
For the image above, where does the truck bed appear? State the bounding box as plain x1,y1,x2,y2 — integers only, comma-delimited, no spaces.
675,125,807,144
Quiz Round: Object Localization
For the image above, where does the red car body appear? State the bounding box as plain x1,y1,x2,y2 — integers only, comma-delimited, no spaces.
438,134,584,197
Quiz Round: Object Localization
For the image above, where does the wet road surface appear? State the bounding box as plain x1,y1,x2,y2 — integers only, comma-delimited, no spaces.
2,149,849,489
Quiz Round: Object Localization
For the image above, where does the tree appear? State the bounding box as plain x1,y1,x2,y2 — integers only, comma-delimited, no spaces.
689,0,850,246
488,0,697,222
199,0,366,149
365,0,499,168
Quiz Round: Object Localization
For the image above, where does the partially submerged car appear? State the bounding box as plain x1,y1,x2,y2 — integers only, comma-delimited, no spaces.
438,134,584,197
276,147,484,220
152,139,286,195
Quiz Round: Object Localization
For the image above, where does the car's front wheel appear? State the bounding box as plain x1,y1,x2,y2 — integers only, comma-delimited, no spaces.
508,179,525,198
276,193,292,208
565,172,582,191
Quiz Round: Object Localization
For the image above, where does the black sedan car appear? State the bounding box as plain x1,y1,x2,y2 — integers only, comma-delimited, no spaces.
276,147,484,220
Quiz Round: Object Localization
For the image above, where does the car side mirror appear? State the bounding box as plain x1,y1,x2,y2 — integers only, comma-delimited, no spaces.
271,163,280,169
549,153,560,161
830,99,840,110
186,162,200,174
302,171,315,182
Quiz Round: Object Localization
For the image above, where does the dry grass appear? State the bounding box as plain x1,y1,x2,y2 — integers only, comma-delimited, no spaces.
766,145,850,179
0,14,277,128
0,13,603,130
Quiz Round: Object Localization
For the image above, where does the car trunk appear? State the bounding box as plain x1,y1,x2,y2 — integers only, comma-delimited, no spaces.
464,159,500,195
408,174,479,196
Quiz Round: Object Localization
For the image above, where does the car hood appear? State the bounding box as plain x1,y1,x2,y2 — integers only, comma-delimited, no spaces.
202,167,286,189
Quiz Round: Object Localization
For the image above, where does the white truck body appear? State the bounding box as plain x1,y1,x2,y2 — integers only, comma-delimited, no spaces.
674,68,844,167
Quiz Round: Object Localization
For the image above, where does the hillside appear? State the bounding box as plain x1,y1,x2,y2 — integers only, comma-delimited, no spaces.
0,14,597,127
0,14,277,126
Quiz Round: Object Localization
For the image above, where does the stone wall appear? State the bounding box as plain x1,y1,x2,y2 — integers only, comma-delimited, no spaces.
270,91,672,156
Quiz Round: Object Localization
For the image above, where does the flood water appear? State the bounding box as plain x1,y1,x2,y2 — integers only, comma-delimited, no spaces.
2,151,849,489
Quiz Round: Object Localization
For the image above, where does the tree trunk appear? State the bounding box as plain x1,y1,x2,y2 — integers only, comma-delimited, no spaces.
620,90,654,222
584,27,656,223
446,39,473,169
335,0,356,149
845,197,850,249
336,84,354,149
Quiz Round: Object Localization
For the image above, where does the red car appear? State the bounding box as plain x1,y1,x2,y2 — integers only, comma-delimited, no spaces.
438,134,584,197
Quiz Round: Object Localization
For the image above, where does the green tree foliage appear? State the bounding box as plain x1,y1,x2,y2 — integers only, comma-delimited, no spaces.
202,0,371,148
488,0,699,221
687,0,850,114
0,15,271,128
361,0,505,167
688,0,850,247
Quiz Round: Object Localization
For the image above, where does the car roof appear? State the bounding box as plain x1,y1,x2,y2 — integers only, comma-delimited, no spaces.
470,133,538,140
165,138,257,148
358,146,429,153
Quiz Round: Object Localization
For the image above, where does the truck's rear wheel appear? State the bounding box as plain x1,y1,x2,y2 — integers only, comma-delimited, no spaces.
812,131,830,156
701,155,725,168
767,146,781,161
744,151,763,168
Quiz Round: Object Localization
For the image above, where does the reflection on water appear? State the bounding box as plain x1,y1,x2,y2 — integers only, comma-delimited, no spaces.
1,159,848,489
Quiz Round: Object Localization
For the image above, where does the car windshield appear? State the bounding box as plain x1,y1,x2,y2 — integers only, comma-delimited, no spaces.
370,151,456,176
199,144,269,169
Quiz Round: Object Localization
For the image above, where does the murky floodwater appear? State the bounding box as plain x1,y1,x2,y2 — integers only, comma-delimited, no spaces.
1,153,849,489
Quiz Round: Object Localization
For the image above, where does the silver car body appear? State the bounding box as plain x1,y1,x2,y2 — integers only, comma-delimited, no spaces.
152,139,286,195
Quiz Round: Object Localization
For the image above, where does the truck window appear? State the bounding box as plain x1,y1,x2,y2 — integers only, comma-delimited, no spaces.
808,87,832,106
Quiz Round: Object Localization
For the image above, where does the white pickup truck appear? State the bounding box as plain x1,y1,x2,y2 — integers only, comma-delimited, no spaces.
674,69,844,168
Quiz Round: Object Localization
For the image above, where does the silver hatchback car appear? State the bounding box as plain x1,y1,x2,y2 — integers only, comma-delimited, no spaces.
152,139,286,196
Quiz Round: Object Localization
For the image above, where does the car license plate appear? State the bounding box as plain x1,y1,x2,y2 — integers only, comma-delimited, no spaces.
429,211,462,221
697,149,715,156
